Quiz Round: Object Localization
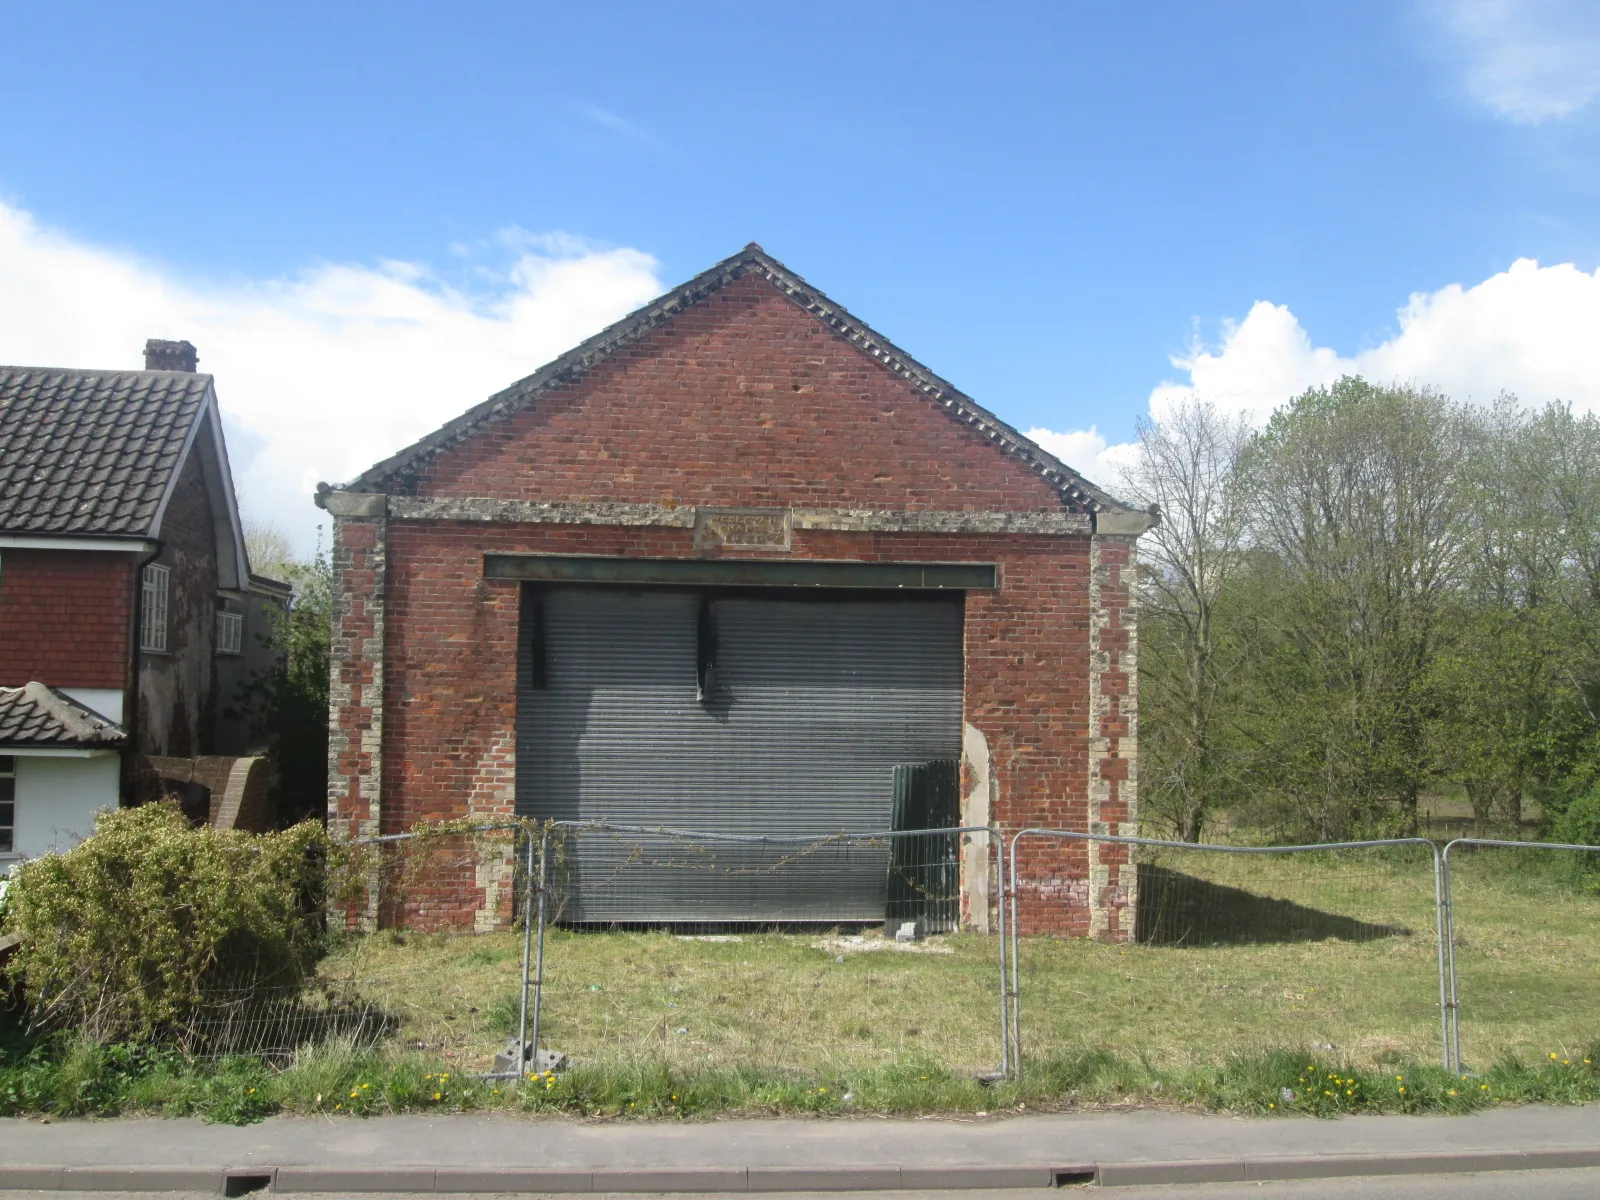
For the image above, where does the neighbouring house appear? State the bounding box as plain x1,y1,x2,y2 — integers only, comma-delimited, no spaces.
320,245,1154,936
0,340,287,866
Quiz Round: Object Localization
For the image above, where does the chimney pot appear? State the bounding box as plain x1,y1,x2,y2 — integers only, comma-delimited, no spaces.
144,339,198,372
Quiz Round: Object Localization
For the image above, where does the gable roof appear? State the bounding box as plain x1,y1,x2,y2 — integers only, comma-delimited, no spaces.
0,366,213,538
0,683,126,748
0,364,254,584
345,244,1141,516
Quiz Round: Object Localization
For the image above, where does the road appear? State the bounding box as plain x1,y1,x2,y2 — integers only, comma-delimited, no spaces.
9,1172,1600,1198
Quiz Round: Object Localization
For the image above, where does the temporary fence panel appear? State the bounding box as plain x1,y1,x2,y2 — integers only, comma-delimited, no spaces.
186,827,528,1063
887,761,961,934
1440,838,1600,1074
525,822,1011,1078
515,587,964,922
1006,831,1448,1075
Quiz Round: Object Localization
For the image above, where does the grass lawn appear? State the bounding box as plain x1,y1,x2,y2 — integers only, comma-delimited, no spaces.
3,847,1595,1122
1446,846,1600,1069
316,843,1599,1078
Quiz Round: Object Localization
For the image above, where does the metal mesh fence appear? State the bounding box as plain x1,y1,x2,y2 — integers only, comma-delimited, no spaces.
155,821,1600,1084
1440,838,1600,1073
177,827,526,1064
526,823,1010,1078
1006,831,1448,1073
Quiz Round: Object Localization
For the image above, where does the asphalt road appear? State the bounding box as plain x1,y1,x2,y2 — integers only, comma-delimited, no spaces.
9,1174,1600,1199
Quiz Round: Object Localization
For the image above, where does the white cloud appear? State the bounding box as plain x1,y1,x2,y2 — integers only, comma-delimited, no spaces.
1421,0,1600,123
0,201,664,554
1024,426,1140,497
1033,257,1600,492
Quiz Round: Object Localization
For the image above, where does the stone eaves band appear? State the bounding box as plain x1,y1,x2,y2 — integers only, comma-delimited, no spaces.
322,491,1154,537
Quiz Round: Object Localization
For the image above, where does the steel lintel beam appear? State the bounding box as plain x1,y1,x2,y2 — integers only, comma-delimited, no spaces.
483,553,997,590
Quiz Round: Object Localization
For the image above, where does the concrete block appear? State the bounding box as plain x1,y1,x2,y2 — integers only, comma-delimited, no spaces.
1096,1158,1246,1187
61,1165,224,1191
748,1167,903,1190
435,1167,592,1192
590,1168,747,1192
900,1164,1059,1189
273,1166,436,1192
0,1167,63,1190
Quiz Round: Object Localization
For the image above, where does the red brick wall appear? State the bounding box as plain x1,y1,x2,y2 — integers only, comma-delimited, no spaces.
404,274,1076,516
0,548,134,688
374,521,1097,929
334,271,1136,934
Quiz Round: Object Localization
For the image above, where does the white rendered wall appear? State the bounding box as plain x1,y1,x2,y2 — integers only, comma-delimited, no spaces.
12,755,118,858
58,688,125,725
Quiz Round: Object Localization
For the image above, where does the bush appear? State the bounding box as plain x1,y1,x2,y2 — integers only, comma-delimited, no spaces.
1,803,329,1046
1549,782,1600,890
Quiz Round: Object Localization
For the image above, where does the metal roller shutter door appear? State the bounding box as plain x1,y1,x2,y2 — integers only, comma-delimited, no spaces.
516,586,964,922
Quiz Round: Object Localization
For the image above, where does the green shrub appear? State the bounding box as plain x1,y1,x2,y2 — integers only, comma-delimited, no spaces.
1549,783,1600,890
1,803,329,1046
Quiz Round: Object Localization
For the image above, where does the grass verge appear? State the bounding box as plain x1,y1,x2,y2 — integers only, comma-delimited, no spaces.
0,1035,1594,1124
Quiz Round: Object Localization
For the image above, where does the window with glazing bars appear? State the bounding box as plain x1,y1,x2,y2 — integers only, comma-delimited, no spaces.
0,756,15,854
216,610,243,655
141,564,170,652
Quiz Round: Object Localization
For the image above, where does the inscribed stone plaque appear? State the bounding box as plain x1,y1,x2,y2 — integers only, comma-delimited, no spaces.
693,507,793,550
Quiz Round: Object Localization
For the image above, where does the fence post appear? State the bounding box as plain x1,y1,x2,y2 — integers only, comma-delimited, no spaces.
993,826,1011,1079
1007,830,1023,1077
515,826,536,1076
1430,842,1453,1072
529,825,550,1069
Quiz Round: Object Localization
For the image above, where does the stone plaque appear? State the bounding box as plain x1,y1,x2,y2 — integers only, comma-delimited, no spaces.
693,507,793,550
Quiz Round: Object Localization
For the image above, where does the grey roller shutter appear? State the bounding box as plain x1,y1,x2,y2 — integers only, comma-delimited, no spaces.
517,586,963,922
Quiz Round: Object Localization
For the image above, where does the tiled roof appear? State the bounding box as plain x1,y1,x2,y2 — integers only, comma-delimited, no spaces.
343,244,1142,516
0,367,212,537
0,683,126,748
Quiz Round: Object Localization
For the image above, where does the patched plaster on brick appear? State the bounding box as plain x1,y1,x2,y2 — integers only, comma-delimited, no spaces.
959,721,996,934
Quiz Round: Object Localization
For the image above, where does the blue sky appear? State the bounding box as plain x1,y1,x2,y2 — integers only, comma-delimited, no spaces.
1,1,1597,548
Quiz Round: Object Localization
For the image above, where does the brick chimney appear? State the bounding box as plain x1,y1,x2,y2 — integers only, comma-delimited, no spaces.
144,339,199,372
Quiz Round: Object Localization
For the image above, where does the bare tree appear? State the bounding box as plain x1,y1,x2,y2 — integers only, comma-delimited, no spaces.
1123,399,1251,841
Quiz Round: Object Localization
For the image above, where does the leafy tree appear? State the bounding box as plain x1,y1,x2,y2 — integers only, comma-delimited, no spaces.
238,525,331,827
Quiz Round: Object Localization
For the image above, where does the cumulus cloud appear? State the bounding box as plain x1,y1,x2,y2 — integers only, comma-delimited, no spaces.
1035,258,1600,492
1420,0,1600,123
0,202,664,554
1023,426,1140,497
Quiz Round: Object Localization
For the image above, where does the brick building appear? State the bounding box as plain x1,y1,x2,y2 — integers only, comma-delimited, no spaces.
321,245,1154,935
0,340,286,863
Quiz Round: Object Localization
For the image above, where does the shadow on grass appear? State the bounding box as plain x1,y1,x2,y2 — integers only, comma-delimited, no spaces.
1134,864,1411,947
